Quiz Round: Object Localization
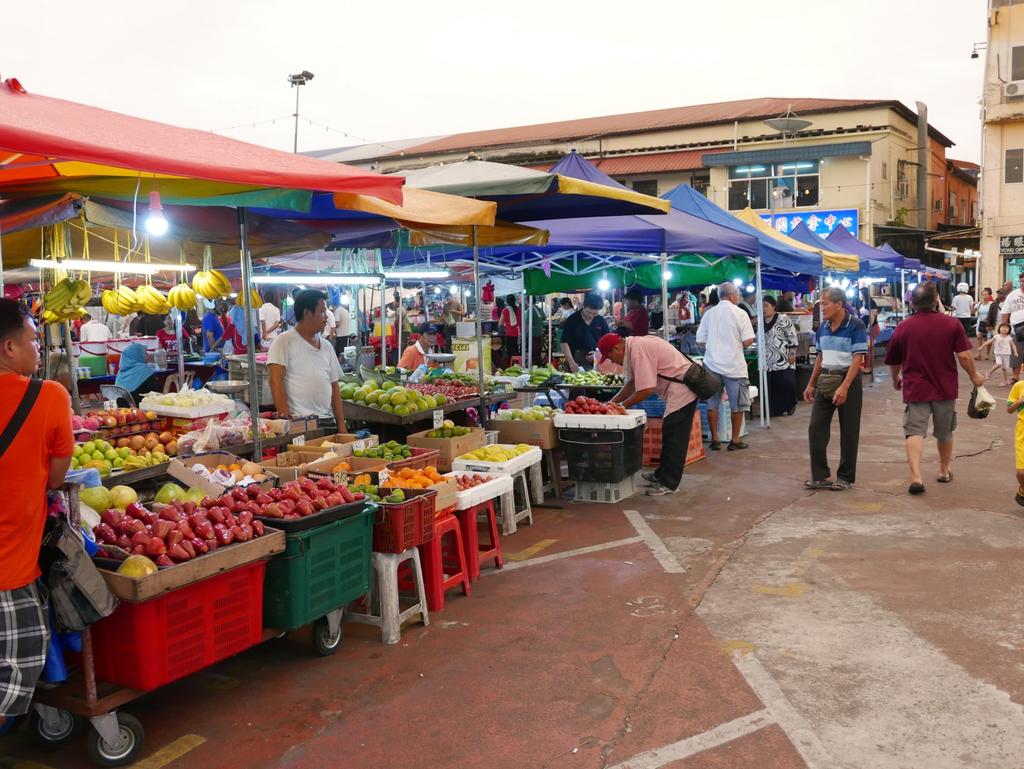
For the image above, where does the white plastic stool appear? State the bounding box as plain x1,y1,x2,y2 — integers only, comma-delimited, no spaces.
498,470,534,535
348,548,429,645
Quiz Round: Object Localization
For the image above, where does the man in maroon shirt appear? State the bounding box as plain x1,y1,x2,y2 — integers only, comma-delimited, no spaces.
885,282,985,495
619,289,650,337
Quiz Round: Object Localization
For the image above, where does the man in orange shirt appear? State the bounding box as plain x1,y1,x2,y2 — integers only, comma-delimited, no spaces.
0,299,73,726
398,325,438,371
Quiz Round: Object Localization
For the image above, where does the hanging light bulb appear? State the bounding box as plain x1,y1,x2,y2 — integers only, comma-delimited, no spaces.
340,294,350,306
449,284,459,294
662,270,672,280
145,190,169,236
732,278,744,287
433,286,442,294
597,278,611,291
745,284,755,293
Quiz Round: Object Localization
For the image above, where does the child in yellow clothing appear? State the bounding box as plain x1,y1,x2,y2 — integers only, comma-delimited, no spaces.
1008,380,1024,505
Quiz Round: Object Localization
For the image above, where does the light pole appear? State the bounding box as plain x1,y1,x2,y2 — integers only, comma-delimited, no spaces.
287,70,314,153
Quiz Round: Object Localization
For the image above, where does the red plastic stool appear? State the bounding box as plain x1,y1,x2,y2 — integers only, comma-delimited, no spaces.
417,514,471,611
454,500,503,581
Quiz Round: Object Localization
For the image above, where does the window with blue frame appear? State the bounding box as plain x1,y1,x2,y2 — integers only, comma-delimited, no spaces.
727,160,820,210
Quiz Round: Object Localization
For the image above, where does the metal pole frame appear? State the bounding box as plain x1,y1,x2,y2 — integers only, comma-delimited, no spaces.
473,227,487,427
379,278,387,366
755,257,769,429
61,320,81,413
237,208,262,458
175,310,186,390
660,252,669,341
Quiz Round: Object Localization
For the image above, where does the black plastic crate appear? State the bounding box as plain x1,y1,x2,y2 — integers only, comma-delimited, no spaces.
558,424,645,482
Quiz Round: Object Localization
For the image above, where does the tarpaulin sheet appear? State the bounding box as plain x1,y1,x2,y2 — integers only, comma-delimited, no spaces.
0,77,403,202
735,207,859,273
788,222,893,278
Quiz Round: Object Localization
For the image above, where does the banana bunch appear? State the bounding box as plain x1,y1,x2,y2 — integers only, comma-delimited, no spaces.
168,283,198,311
192,269,231,300
136,284,171,314
44,278,92,314
101,285,143,316
41,307,88,325
235,287,263,309
122,455,150,472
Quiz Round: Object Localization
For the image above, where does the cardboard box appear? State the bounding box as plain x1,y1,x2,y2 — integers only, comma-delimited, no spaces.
429,475,458,512
287,433,378,456
300,454,388,484
168,451,278,497
407,427,487,471
494,418,559,449
257,451,326,482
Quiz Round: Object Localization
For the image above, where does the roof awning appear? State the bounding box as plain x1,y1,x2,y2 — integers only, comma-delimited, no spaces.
702,141,873,168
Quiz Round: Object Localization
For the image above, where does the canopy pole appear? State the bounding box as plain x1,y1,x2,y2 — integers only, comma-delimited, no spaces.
238,208,262,459
379,277,387,366
900,269,906,319
548,299,553,367
0,222,5,294
473,226,487,427
660,252,669,341
61,320,80,414
755,257,769,430
175,310,185,391
397,278,404,359
521,287,527,366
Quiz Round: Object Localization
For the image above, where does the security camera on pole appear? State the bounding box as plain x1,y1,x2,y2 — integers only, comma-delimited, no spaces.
287,70,314,153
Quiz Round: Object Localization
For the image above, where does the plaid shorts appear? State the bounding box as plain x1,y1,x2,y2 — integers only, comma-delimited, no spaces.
0,581,49,717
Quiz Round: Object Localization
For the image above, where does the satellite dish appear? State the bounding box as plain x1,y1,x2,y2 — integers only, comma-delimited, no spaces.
764,116,813,133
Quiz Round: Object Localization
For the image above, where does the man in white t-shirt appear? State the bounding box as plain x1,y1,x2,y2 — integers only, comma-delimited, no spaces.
79,314,111,344
258,298,282,347
1000,273,1024,379
267,289,345,427
333,301,353,355
951,282,975,338
696,282,755,450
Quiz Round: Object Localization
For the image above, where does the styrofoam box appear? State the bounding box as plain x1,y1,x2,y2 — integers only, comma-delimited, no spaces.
553,409,646,430
450,444,542,475
139,402,233,418
444,471,515,510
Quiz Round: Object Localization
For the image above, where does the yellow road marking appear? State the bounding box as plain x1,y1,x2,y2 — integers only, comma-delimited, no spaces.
130,734,206,769
505,538,558,561
751,581,808,598
719,639,755,657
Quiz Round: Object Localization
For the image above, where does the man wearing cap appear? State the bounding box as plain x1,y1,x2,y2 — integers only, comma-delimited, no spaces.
1000,273,1024,381
599,333,698,496
951,282,975,339
560,293,610,372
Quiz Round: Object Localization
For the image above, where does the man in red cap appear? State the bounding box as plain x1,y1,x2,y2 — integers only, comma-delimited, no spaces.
598,333,698,496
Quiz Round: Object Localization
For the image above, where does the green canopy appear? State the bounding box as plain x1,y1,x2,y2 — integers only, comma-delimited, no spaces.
522,256,751,294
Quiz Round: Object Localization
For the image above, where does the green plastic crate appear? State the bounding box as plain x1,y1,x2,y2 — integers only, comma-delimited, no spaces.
263,506,373,630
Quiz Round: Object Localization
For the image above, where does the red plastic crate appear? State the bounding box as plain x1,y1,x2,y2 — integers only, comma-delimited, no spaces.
373,488,437,553
91,561,266,691
386,447,440,473
641,416,705,467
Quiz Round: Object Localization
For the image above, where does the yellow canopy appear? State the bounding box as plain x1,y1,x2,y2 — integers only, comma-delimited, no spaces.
407,221,549,248
333,187,496,226
735,208,859,272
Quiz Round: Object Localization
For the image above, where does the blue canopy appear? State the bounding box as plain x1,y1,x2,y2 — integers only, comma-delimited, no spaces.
663,184,824,275
788,222,895,279
877,241,923,273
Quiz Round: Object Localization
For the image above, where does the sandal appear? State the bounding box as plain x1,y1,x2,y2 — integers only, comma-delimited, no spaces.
937,472,953,483
831,480,852,491
804,479,833,490
709,441,721,451
727,441,749,451
1016,489,1024,507
908,482,926,495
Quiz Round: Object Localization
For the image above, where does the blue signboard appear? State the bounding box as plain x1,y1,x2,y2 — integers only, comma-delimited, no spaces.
758,209,859,239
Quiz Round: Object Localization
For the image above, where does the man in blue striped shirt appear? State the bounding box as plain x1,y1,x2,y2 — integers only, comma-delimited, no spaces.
803,287,868,490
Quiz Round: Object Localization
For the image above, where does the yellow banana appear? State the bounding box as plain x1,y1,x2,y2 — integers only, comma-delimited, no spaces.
208,269,231,296
44,278,74,311
169,283,198,311
192,271,219,300
235,288,262,309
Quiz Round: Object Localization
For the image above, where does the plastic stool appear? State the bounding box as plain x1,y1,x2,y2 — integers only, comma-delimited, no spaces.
418,514,471,611
454,500,503,581
348,548,429,645
499,470,534,535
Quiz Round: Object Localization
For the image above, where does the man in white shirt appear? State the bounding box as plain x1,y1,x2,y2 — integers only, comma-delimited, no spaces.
258,298,282,347
267,289,346,428
1000,273,1024,380
951,282,975,339
696,282,755,451
334,300,353,355
79,314,111,344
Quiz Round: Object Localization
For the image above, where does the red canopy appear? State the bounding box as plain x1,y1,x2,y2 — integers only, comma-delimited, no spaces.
0,78,404,204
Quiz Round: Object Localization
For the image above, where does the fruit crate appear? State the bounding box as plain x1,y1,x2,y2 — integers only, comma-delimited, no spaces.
263,505,374,630
373,488,437,553
558,424,645,483
641,415,706,468
385,447,440,473
445,471,515,510
636,395,666,418
575,475,639,504
91,560,266,691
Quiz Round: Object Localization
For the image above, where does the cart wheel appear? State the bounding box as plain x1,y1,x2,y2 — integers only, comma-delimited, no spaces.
86,713,144,767
312,615,344,656
29,708,83,750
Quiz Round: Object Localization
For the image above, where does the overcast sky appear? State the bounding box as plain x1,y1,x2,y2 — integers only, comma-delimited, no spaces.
2,1,986,162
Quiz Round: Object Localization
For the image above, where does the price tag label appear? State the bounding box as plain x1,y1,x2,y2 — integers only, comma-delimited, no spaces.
433,409,444,429
378,468,391,485
352,440,365,452
104,399,118,411
292,435,305,446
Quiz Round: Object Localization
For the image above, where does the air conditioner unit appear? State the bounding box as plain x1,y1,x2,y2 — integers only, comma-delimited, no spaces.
1005,81,1024,98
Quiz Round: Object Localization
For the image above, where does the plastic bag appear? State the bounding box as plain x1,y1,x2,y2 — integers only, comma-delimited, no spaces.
967,386,992,419
975,385,996,412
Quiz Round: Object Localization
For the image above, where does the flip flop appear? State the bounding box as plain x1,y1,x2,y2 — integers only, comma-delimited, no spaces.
937,472,953,483
804,479,833,490
908,482,926,495
1016,490,1024,507
830,480,852,491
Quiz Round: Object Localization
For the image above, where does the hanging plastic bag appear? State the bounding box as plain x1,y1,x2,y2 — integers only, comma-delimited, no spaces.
967,386,992,419
975,385,996,412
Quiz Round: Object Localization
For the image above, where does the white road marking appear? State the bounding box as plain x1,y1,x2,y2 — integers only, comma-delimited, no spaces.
732,652,832,769
622,509,686,573
488,536,642,573
605,709,774,769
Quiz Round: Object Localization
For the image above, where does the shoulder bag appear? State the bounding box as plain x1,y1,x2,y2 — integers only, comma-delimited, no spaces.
659,354,722,401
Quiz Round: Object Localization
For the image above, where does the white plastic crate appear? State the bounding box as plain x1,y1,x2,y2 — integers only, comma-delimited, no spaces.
553,409,646,430
451,444,542,475
444,471,515,510
574,474,639,504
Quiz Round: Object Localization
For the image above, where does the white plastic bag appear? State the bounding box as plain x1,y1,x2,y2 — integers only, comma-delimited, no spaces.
975,385,996,412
